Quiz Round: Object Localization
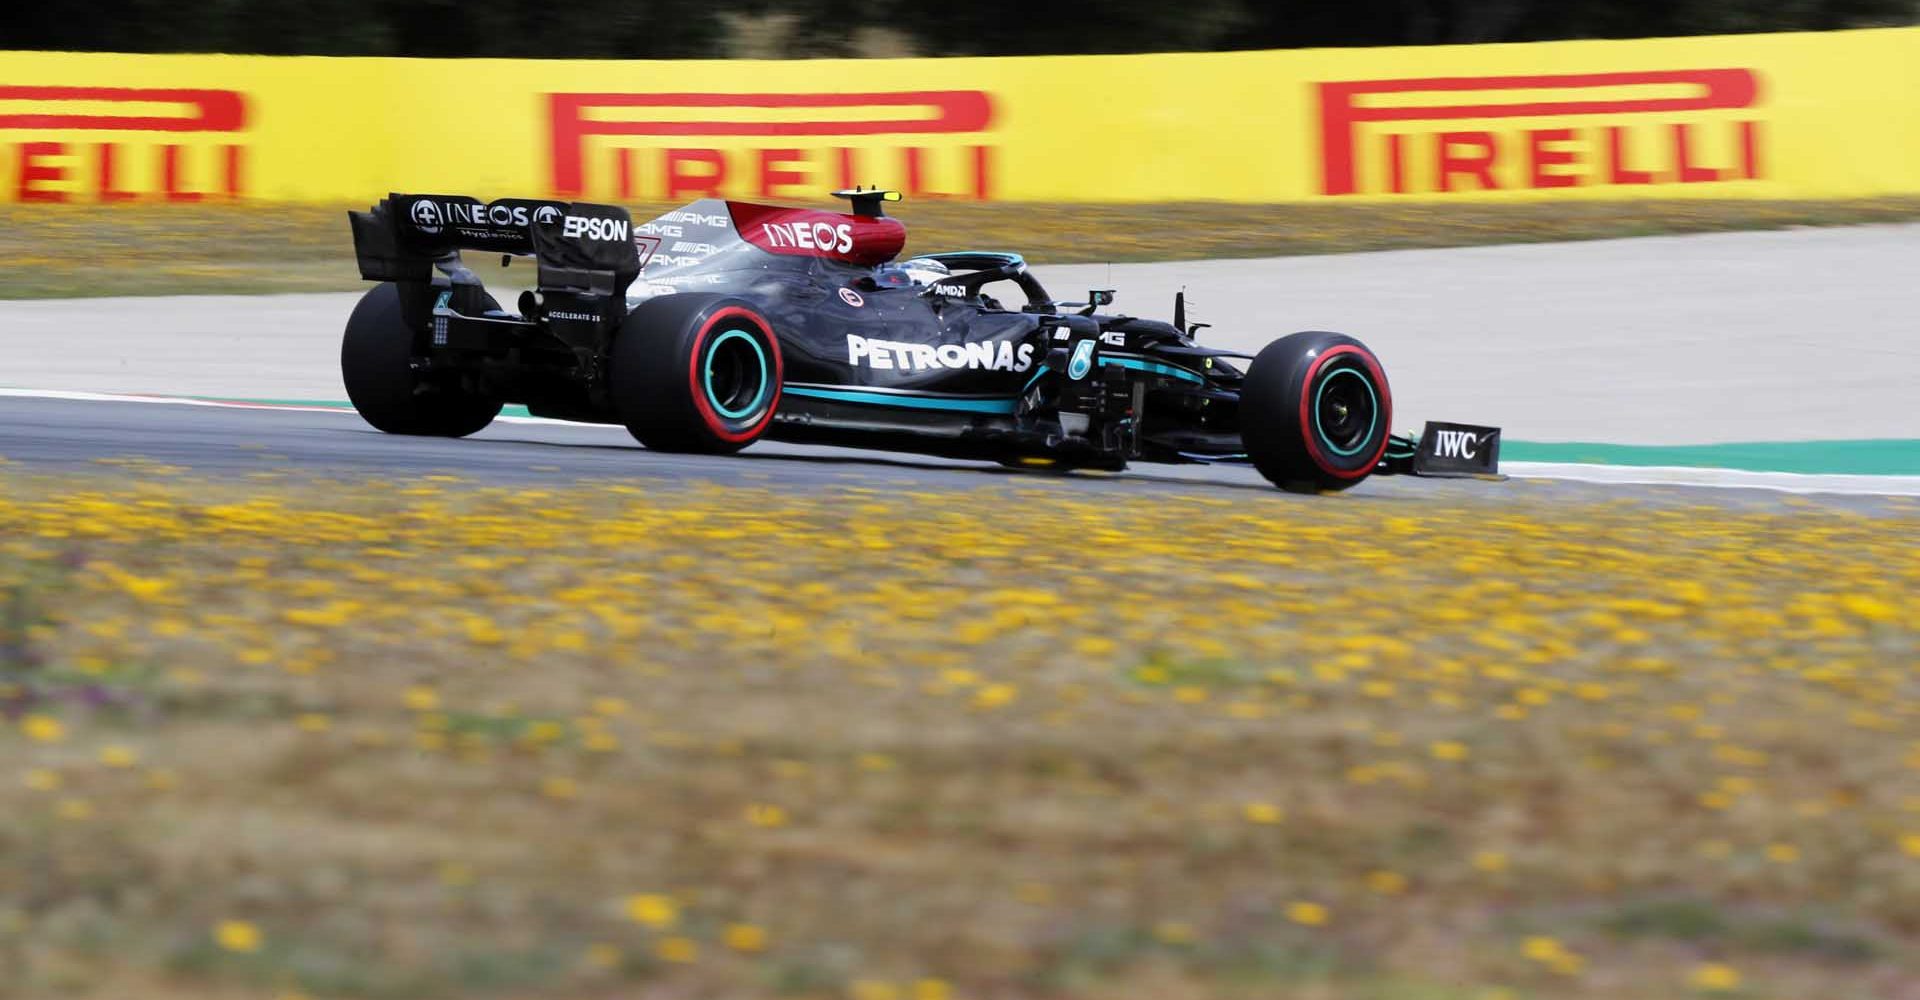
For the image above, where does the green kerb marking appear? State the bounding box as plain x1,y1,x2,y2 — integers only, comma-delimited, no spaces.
1502,439,1920,476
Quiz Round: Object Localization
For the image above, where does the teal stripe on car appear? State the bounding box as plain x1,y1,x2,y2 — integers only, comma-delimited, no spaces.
781,386,1018,414
1101,355,1207,384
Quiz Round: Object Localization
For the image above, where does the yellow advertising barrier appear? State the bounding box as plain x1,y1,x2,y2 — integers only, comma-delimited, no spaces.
3,27,1918,205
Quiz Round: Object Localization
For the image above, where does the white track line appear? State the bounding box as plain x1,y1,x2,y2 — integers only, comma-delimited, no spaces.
0,387,570,425
3,387,1915,497
1502,461,1920,497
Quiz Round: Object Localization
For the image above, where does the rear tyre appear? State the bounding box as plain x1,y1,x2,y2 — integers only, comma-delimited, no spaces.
1241,331,1392,493
340,283,502,438
611,294,782,454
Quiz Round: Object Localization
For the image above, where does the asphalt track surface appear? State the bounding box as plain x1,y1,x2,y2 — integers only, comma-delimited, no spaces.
1,395,1912,515
4,223,1918,445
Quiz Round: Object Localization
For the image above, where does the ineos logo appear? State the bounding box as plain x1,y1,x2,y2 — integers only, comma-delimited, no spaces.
410,199,443,234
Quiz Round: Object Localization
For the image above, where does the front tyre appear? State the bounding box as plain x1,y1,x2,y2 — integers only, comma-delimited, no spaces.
340,282,502,438
611,294,782,454
1241,331,1392,493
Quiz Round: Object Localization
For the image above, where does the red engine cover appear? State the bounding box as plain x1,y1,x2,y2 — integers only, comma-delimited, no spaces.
728,202,906,266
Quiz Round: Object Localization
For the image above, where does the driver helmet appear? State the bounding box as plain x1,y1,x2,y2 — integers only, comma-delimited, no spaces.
901,257,951,287
873,257,951,289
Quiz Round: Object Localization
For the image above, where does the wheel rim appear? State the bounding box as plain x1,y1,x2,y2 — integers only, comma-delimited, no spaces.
703,329,770,420
1311,365,1378,457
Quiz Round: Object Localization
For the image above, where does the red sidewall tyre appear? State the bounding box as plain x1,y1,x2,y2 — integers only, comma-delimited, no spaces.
1241,331,1392,493
613,294,783,454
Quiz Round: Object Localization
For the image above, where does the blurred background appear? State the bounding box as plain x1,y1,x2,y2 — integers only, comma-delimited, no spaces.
2,7,1918,1000
10,0,1920,58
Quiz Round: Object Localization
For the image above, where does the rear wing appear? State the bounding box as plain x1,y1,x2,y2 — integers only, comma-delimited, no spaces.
348,193,644,347
348,193,641,294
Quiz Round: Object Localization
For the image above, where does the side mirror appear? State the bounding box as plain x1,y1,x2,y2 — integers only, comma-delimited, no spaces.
1088,289,1115,307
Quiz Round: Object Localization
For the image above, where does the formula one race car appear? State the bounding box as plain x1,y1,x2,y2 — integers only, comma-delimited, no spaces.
343,190,1499,492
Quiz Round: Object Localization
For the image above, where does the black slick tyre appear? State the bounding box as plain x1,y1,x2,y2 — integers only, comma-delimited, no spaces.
611,294,782,454
340,282,502,438
1240,331,1392,493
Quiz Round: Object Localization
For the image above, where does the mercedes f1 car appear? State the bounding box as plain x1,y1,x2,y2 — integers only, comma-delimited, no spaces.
343,190,1498,492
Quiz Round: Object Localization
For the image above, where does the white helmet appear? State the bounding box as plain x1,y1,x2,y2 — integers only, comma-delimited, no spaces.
899,257,952,287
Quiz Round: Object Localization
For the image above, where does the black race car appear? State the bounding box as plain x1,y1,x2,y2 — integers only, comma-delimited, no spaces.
343,190,1498,492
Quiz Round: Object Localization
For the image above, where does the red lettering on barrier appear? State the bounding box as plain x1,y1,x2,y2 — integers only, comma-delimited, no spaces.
836,147,859,190
16,142,67,202
548,91,996,200
1672,123,1724,183
618,148,640,200
1527,128,1579,188
1739,121,1761,179
757,148,808,198
1318,69,1761,196
904,147,930,197
1606,127,1656,184
2,87,251,202
161,145,201,202
1437,132,1498,191
224,144,243,198
95,143,136,202
0,86,246,132
665,148,728,200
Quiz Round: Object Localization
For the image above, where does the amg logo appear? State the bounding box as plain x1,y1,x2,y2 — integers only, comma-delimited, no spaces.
1432,429,1482,459
660,210,731,227
562,215,630,241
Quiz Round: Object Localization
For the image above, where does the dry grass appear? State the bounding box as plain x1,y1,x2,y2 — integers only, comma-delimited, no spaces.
1,467,1916,999
5,197,1920,299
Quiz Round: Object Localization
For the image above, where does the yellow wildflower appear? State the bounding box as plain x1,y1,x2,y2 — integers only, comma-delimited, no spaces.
1689,963,1741,992
724,922,768,952
21,714,64,743
214,920,263,953
654,936,698,963
625,893,678,928
1285,901,1329,926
